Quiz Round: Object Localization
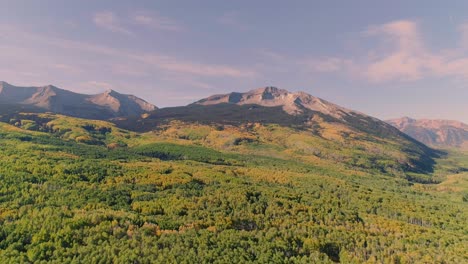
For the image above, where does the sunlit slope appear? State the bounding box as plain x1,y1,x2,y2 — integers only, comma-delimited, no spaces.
114,103,441,175
0,112,137,147
2,111,439,179
0,117,466,263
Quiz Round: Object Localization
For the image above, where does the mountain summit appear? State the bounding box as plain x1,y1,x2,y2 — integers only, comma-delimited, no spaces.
0,82,157,119
195,86,357,120
387,117,468,149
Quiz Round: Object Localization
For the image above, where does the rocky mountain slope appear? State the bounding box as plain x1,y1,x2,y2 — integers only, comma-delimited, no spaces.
387,117,468,149
115,86,440,174
0,81,156,119
0,83,444,174
195,86,361,120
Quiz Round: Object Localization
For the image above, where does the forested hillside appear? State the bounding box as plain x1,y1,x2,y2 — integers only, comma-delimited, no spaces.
0,113,466,263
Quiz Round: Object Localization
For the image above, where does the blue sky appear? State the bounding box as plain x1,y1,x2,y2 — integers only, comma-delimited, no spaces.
1,0,467,122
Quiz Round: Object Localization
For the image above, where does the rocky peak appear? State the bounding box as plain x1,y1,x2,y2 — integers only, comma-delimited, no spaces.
0,82,157,119
103,89,119,96
195,86,356,120
387,117,468,148
251,86,290,99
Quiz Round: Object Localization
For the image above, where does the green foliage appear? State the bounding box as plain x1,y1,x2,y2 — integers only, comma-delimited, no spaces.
0,117,466,263
132,142,236,165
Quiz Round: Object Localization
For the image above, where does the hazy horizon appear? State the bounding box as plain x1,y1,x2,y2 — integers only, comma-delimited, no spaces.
1,1,467,122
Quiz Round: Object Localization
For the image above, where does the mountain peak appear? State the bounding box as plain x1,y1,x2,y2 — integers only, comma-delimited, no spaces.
0,82,157,119
196,86,356,120
251,86,288,94
387,117,468,148
0,81,14,90
388,117,416,128
401,116,415,121
104,89,118,95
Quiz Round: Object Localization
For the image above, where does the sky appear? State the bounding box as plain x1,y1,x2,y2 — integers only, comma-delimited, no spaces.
0,0,467,123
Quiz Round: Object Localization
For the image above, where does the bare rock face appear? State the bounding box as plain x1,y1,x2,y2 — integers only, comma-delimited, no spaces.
195,86,361,120
387,117,468,148
0,81,157,119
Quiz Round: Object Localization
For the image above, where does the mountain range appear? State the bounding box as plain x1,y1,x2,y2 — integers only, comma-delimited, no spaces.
387,117,468,149
110,86,439,174
130,86,409,138
0,81,156,119
2,82,465,151
1,81,466,263
3,82,463,172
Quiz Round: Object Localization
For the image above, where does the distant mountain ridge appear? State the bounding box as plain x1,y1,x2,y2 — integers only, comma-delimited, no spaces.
0,81,156,119
387,117,468,149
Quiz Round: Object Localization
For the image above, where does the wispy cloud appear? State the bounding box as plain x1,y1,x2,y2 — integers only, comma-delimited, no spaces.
362,20,433,82
93,11,133,35
129,54,255,77
110,64,149,77
51,63,83,74
289,19,468,83
304,57,351,73
94,11,183,35
458,22,468,49
362,20,468,82
84,81,114,91
0,25,255,79
132,12,183,31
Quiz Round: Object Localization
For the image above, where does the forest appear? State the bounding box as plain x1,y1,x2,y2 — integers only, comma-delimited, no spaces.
0,114,466,263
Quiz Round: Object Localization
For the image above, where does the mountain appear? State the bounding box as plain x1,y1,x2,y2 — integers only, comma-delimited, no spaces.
195,86,361,120
0,81,156,119
387,117,468,149
0,111,465,263
114,86,440,174
0,86,464,263
192,87,423,140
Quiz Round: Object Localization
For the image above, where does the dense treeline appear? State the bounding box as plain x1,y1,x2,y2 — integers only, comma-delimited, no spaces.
0,118,466,263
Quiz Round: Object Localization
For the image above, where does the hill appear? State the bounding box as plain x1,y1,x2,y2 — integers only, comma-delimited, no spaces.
0,113,465,263
387,117,468,149
0,81,156,119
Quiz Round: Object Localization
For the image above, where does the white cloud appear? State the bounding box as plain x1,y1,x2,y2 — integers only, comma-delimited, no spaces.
366,20,423,52
362,20,432,82
363,20,468,82
297,19,468,83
